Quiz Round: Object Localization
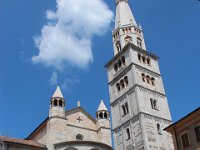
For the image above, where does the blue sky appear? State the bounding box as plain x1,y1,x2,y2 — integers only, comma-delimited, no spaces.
0,0,200,139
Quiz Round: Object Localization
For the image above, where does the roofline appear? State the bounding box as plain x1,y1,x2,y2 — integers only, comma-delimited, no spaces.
65,107,97,123
27,107,97,139
164,107,200,131
3,141,47,149
54,141,113,150
26,117,49,139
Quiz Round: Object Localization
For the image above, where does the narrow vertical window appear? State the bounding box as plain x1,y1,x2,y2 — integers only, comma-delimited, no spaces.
146,75,150,84
181,133,190,148
54,99,57,107
151,77,155,86
116,83,121,92
124,76,128,86
142,73,146,82
118,60,122,69
195,126,200,142
121,56,126,65
114,64,118,72
137,37,142,48
147,58,151,66
125,102,129,114
138,54,141,62
116,41,121,53
59,100,62,107
99,112,103,119
157,123,162,134
104,113,108,119
142,56,146,64
120,80,125,89
126,128,131,140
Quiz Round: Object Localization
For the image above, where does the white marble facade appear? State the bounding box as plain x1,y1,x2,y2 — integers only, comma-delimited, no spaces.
106,0,175,149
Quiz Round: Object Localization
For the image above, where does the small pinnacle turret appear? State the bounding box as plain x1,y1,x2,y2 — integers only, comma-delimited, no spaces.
49,86,66,118
96,99,109,121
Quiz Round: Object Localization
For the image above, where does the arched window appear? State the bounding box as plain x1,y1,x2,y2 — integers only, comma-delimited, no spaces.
150,99,157,110
122,28,125,34
124,76,128,86
116,41,121,53
146,75,150,84
54,99,57,107
142,56,146,64
99,112,103,119
151,77,155,86
121,56,126,65
114,64,118,72
118,60,122,68
116,83,121,92
76,134,84,141
137,37,142,48
104,113,108,119
147,58,151,66
126,128,131,140
120,80,125,89
157,123,162,134
142,73,146,82
124,36,132,44
138,54,141,62
59,100,62,107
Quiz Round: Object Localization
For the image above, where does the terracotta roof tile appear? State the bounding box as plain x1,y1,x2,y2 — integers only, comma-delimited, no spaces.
0,136,46,148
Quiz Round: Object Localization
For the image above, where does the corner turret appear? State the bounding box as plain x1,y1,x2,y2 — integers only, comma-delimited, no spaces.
49,86,65,118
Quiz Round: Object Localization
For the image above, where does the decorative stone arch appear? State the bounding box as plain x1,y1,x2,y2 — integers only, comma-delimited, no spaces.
124,36,132,44
65,148,78,150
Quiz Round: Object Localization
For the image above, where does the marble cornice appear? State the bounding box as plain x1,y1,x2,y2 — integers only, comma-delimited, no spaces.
109,64,132,85
105,43,159,68
110,84,166,107
108,62,161,85
113,112,172,132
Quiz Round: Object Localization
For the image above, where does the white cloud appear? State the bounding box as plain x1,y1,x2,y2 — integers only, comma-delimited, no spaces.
49,72,58,85
32,0,113,70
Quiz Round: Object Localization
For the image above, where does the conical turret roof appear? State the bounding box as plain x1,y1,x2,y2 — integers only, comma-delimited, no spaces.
52,86,64,98
97,100,108,111
115,0,137,29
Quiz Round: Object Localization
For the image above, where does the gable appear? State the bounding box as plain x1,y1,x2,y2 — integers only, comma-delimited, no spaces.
66,107,97,131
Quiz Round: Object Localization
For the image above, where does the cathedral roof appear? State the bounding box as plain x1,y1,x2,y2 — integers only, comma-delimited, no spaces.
97,100,108,111
52,86,64,98
0,136,46,149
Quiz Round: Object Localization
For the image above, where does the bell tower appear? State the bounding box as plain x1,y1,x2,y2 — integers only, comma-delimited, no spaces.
105,0,174,149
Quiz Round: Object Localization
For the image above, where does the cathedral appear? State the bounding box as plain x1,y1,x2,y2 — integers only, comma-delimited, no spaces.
0,0,175,150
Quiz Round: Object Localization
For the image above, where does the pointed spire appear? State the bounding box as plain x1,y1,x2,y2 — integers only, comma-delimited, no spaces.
115,0,137,29
52,86,64,98
97,99,108,111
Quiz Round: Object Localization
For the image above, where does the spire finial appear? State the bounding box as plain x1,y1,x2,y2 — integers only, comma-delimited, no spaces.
97,99,108,111
77,101,81,107
52,85,64,98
